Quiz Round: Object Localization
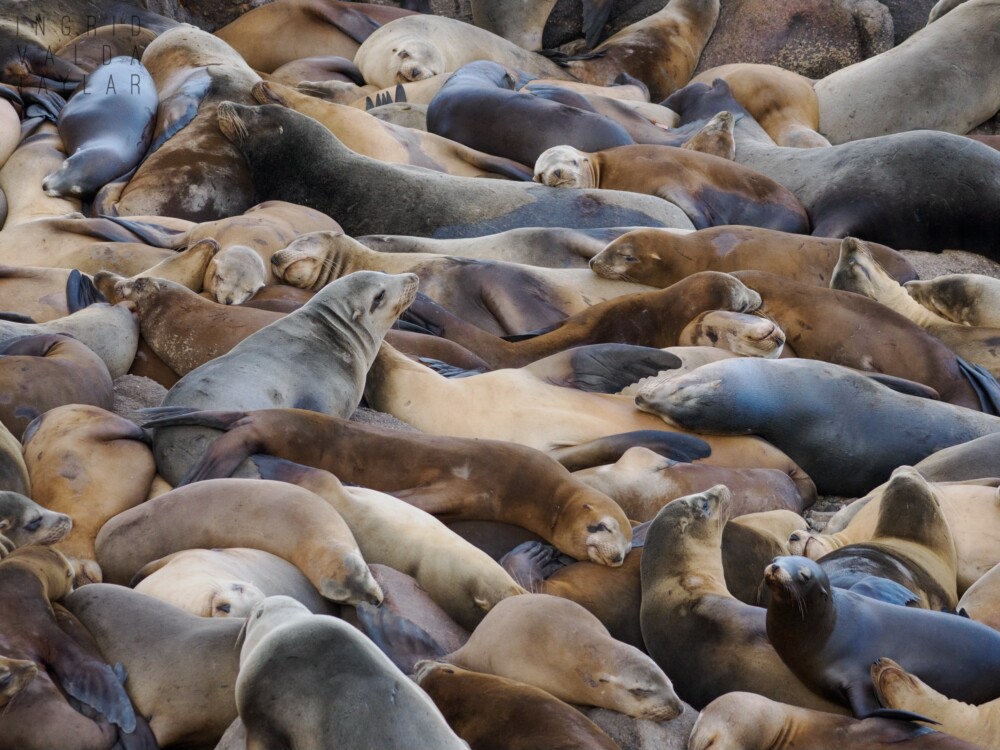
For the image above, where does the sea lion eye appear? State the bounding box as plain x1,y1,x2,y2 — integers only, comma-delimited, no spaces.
587,523,609,533
799,566,812,580
621,254,638,263
0,673,10,686
397,50,410,59
370,289,386,312
217,603,232,614
700,498,711,513
23,517,42,532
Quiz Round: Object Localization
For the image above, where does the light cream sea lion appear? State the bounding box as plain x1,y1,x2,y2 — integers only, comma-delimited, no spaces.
693,63,831,148
957,560,1000,630
354,15,574,88
815,0,1000,142
443,592,685,720
95,478,383,606
0,95,18,171
237,596,468,748
250,456,525,630
22,405,156,584
906,273,1000,328
677,310,785,357
872,658,1000,750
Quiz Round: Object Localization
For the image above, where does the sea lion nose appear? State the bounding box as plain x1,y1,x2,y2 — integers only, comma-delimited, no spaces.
610,552,624,564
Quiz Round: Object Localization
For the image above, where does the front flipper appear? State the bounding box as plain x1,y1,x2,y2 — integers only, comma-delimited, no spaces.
847,577,920,608
500,541,571,591
568,344,682,393
847,678,937,724
582,0,613,48
66,270,108,313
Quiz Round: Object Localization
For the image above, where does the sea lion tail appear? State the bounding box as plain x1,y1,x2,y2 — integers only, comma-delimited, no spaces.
956,357,1000,416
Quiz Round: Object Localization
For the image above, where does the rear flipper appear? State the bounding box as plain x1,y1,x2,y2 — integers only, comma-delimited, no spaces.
355,601,445,675
847,577,920,608
66,270,108,313
582,0,614,48
957,357,1000,416
500,541,573,591
548,430,711,471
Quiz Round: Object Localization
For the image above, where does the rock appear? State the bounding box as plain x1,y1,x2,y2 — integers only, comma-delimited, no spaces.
878,0,939,44
901,250,1000,281
113,375,167,426
695,0,893,80
584,703,699,750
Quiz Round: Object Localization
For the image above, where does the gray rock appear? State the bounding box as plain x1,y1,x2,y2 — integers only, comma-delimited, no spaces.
584,703,699,750
113,375,167,426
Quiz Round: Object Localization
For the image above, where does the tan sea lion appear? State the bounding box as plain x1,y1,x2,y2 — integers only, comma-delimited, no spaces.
906,273,1000,328
589,225,916,288
95,478,383,606
957,560,1000,630
640,486,848,712
677,310,785,357
0,124,80,226
692,63,831,147
0,421,28,495
0,654,37,710
442,592,685,720
22,405,156,584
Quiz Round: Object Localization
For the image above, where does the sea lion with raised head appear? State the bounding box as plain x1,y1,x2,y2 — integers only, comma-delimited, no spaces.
906,274,1000,328
0,491,70,548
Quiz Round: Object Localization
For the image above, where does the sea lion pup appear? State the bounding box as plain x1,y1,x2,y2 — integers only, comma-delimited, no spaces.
873,658,1000,749
250,456,525,630
0,334,114,440
22,405,156,585
442,593,684,721
140,408,633,567
215,101,693,239
253,79,532,180
534,144,810,233
237,597,468,749
574,446,813,520
692,63,831,148
354,15,574,88
95,478,383,607
0,491,70,548
415,661,622,750
640,486,847,712
833,238,1000,378
792,479,1000,595
765,554,1000,717
152,270,418,485
556,0,720,101
958,561,1000,631
64,584,243,748
907,274,1000,328
131,548,338,617
589,225,915,288
636,357,1000,497
796,467,959,611
688,691,985,750
398,270,762,369
271,230,655,336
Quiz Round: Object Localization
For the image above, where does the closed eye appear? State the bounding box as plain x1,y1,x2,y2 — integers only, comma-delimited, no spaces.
23,517,42,532
587,523,608,533
370,289,386,313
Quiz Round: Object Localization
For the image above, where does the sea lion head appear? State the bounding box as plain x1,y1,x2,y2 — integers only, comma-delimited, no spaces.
904,275,978,326
589,229,674,282
204,245,266,305
679,310,785,358
533,145,595,189
2,546,75,599
0,491,72,547
216,101,254,149
389,38,443,83
688,692,783,750
238,595,313,666
319,550,384,608
42,159,86,198
0,655,38,709
787,529,838,559
210,580,266,618
763,555,830,617
556,486,631,567
830,237,898,300
649,484,732,550
271,230,355,290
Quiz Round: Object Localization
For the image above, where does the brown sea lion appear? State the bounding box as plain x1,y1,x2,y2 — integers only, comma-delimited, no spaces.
415,661,622,750
534,143,809,233
22,405,156,584
0,335,113,440
442,593,684,720
140,408,634,567
95,478,383,606
588,225,916,288
640,486,847,712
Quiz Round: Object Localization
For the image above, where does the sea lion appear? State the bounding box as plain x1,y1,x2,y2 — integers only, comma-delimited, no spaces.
535,144,809,232
666,78,1000,256
636,357,1000,496
958,560,1000,630
442,592,684,720
272,230,654,335
815,0,1000,143
574,446,814,520
251,456,525,630
721,509,808,606
0,124,81,227
0,93,18,171
832,237,1000,378
470,0,613,49
415,661,621,750
22,405,156,584
640,486,847,712
0,491,70,548
254,79,532,180
873,657,1000,748
95,478,383,606
929,0,970,22
216,101,693,238
397,270,761,369
765,554,1000,716
152,270,417,485
589,225,916,288
688,691,985,750
914,434,1000,483
131,548,337,617
216,0,416,73
55,23,161,74
201,245,266,306
64,583,242,748
0,422,28,495
906,274,1000,328
678,310,786,357
140,408,634,567
0,303,138,379
0,334,113,440
557,0,720,101
237,596,467,749
267,55,364,87
0,654,37,709
355,14,573,88
42,57,157,199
